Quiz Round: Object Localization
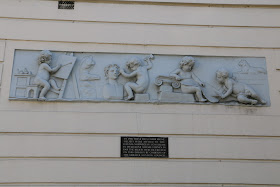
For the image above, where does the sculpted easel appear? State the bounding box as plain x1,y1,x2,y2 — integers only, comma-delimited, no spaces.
52,53,77,99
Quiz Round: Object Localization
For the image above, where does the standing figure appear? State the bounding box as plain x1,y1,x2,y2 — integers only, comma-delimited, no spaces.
103,64,124,100
170,56,207,102
34,50,61,100
120,55,153,100
216,68,266,105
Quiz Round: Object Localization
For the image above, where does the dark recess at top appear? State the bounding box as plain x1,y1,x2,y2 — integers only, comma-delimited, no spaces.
58,1,75,9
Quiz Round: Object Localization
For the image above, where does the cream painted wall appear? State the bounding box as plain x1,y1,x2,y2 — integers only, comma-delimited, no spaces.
0,0,280,186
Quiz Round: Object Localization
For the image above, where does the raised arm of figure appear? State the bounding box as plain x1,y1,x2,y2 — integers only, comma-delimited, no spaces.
120,69,138,78
146,60,153,70
169,69,181,80
51,64,61,73
221,79,233,99
191,72,205,87
145,56,154,70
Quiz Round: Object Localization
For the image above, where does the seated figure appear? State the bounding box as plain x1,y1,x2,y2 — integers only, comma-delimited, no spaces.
170,56,207,102
33,50,61,100
120,56,153,100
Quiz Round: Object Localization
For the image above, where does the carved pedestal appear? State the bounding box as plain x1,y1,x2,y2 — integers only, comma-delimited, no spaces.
159,85,173,93
135,94,150,102
159,92,195,103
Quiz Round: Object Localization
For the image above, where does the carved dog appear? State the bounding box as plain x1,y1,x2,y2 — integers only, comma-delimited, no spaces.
238,60,266,74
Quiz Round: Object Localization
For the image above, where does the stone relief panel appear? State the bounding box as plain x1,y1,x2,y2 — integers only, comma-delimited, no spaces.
9,50,270,106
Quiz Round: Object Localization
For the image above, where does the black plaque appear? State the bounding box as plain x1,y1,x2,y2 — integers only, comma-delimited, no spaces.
121,136,168,158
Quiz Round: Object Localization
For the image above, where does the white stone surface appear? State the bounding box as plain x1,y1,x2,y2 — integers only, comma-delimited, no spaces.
0,1,280,27
97,0,280,5
0,185,224,187
0,159,280,184
0,63,3,87
0,0,279,186
1,134,280,160
0,184,275,187
0,41,5,62
0,111,280,136
0,19,280,48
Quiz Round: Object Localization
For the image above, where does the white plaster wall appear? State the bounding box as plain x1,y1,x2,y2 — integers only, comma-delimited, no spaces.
0,0,280,186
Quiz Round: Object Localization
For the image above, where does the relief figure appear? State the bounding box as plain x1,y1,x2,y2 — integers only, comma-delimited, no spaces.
170,56,207,102
33,50,61,100
120,55,154,100
103,64,123,100
216,68,266,105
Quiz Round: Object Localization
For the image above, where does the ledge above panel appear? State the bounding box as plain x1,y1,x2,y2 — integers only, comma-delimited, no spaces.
50,0,280,6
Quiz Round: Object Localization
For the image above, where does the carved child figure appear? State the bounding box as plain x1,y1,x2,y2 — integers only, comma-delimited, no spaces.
216,68,266,105
120,55,153,100
170,56,207,102
34,50,61,100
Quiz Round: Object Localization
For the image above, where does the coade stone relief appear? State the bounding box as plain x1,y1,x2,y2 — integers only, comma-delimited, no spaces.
9,50,270,106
